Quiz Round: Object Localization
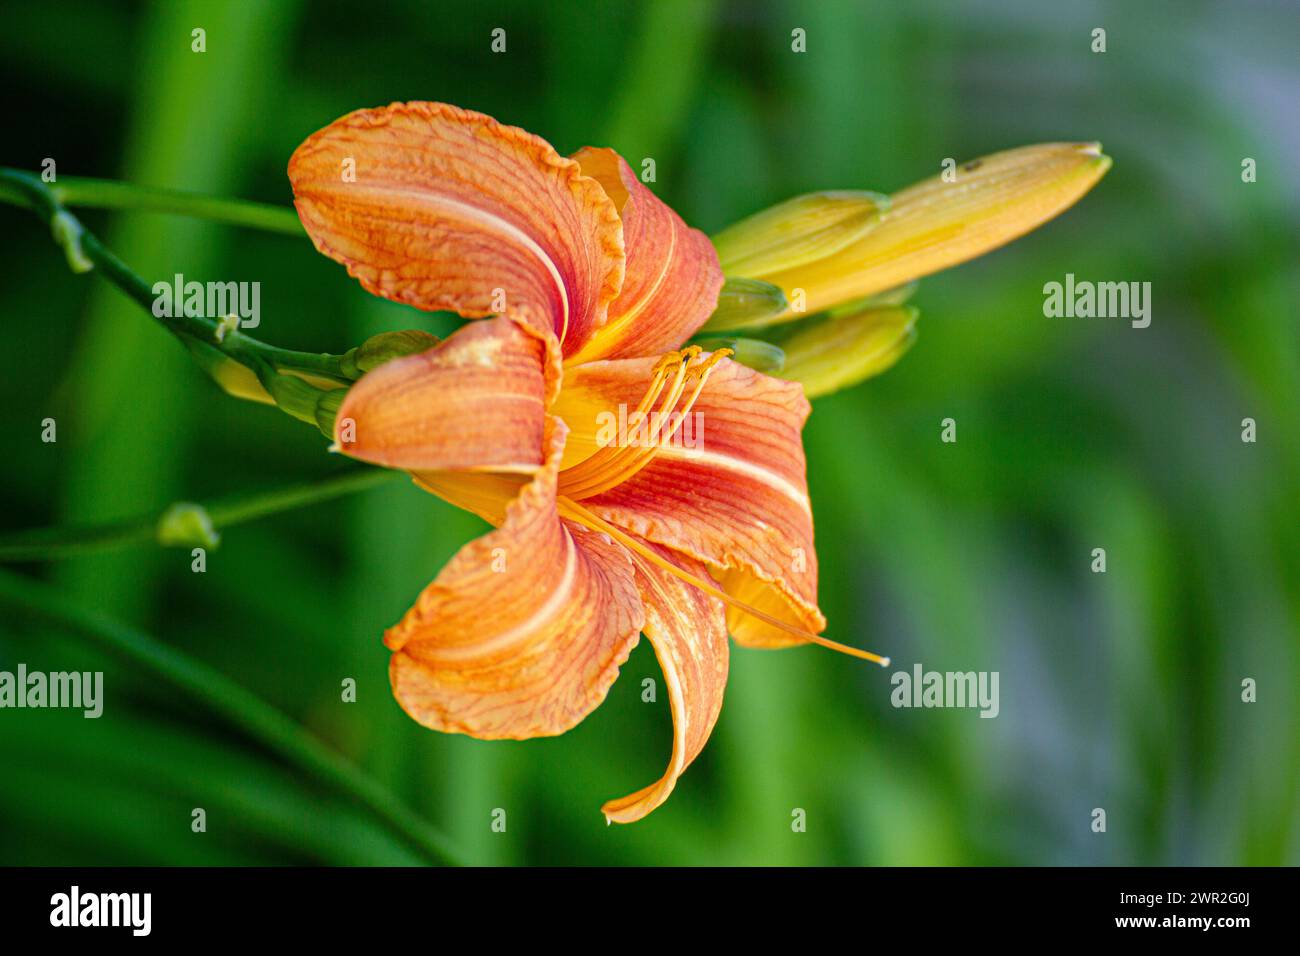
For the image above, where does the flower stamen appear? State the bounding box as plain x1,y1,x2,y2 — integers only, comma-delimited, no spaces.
558,347,730,501
558,495,890,666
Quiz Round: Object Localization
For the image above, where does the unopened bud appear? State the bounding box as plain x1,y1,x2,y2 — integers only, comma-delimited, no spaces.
314,388,346,438
777,305,918,399
712,190,886,279
342,329,439,377
691,336,785,374
701,277,791,333
184,340,275,404
760,143,1111,318
157,502,220,549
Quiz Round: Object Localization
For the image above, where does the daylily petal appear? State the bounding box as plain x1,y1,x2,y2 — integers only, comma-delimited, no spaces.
762,142,1111,316
599,540,728,823
335,315,554,473
289,101,625,355
565,147,723,363
388,420,645,739
554,354,823,648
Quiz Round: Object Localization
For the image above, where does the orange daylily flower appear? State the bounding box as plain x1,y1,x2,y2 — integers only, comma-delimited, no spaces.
288,101,1107,822
289,101,857,823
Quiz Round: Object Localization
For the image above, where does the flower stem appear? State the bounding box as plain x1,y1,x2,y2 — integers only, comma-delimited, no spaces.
47,175,305,236
0,468,402,562
0,167,352,388
0,569,465,866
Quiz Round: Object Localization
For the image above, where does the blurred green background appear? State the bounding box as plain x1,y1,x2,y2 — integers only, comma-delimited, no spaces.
1,0,1296,865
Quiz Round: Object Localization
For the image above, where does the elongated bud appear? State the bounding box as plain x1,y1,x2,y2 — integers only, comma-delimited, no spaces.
778,305,917,399
701,277,790,332
185,339,350,435
314,387,346,438
341,329,440,378
712,190,886,278
690,336,785,373
264,373,325,425
184,340,275,404
763,143,1110,317
852,281,917,309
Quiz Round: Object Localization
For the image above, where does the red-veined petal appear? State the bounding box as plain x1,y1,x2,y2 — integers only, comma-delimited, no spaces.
289,101,625,355
555,354,823,648
388,420,645,739
566,147,723,363
599,540,728,823
334,315,554,473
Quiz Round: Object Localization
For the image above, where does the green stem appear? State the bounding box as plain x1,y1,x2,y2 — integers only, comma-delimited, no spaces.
49,175,305,236
0,168,351,387
0,468,402,562
0,569,464,866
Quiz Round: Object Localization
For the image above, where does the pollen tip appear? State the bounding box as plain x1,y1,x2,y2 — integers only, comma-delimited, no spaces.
652,351,680,374
699,348,734,373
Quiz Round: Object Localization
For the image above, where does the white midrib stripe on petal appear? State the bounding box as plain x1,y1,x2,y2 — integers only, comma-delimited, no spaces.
429,529,577,661
655,444,811,513
312,182,572,342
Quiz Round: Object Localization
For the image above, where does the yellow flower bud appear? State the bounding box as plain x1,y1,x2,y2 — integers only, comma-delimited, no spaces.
185,340,275,404
738,143,1110,319
712,191,886,279
777,305,917,399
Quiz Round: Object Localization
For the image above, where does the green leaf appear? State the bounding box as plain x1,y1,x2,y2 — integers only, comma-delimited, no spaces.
0,569,465,866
